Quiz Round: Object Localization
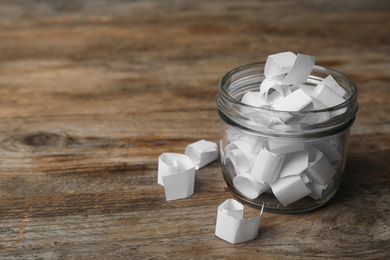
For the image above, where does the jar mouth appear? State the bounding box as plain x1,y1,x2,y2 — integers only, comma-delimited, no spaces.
216,62,359,137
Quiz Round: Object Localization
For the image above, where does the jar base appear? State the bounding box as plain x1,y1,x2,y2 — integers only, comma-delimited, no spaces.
222,164,340,214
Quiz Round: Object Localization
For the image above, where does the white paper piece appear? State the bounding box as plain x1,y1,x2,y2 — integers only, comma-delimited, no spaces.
282,53,315,85
226,126,242,143
185,140,218,170
251,148,285,184
309,179,334,200
306,150,337,185
158,153,195,201
241,91,265,107
311,84,345,108
272,89,313,112
299,84,314,96
279,150,309,178
319,75,346,97
314,142,342,164
215,199,264,244
233,173,270,199
268,139,305,154
227,149,254,173
242,133,265,154
270,174,312,207
264,51,297,79
259,78,290,105
270,122,302,132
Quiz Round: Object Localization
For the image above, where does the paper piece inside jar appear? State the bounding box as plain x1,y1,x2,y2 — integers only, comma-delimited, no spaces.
233,173,270,199
306,149,337,185
227,149,254,173
279,150,309,178
272,89,312,112
264,51,297,79
241,91,266,107
314,142,342,164
309,179,334,200
185,139,218,170
311,84,345,108
259,78,290,105
268,139,305,154
270,174,312,207
158,153,195,201
281,53,315,85
319,75,346,98
215,199,264,244
251,148,285,184
242,132,265,154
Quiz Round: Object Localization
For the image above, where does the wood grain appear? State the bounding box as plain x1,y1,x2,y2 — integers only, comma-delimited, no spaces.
0,0,389,259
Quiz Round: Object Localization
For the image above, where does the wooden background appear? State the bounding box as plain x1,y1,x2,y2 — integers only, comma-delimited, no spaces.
0,0,389,259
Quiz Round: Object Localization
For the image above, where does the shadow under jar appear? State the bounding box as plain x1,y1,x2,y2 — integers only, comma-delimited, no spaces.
216,62,358,213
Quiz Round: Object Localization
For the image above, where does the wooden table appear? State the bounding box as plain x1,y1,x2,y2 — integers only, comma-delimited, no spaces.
1,0,389,259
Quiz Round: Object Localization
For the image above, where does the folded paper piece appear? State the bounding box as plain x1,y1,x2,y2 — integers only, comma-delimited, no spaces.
306,150,337,185
259,78,289,105
264,51,296,79
309,179,334,200
319,75,346,98
272,89,312,112
311,84,345,108
279,150,309,178
241,91,266,107
158,139,218,201
215,199,264,244
242,132,265,154
233,173,270,199
268,139,305,154
314,141,342,164
185,139,218,170
271,174,311,207
158,153,195,201
282,53,315,85
251,148,285,184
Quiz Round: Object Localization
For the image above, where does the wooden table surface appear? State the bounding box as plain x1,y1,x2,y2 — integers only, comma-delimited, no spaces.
0,0,389,259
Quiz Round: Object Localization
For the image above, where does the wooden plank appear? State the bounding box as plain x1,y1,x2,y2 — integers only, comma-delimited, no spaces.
0,0,389,259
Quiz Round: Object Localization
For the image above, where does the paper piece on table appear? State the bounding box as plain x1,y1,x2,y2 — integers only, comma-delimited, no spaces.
282,53,315,85
270,174,312,207
233,173,270,199
272,89,313,112
279,150,309,178
306,149,337,185
264,51,297,79
185,139,218,170
251,148,285,184
215,199,264,244
241,91,265,107
309,179,334,200
311,84,345,108
319,75,346,97
158,153,195,201
268,139,305,154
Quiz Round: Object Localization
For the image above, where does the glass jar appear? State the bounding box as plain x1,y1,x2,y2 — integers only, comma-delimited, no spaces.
216,62,358,213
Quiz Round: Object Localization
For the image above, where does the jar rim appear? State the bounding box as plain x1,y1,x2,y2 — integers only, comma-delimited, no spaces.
218,61,358,114
216,61,359,137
